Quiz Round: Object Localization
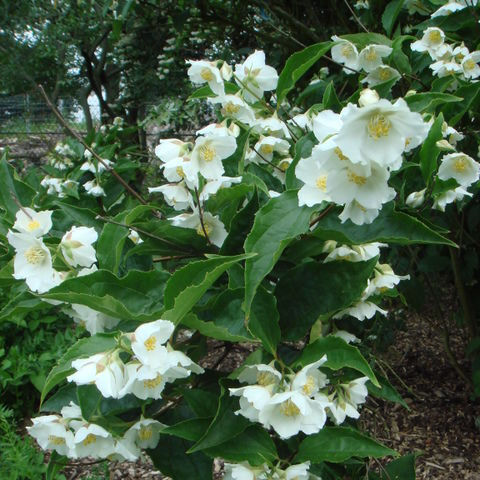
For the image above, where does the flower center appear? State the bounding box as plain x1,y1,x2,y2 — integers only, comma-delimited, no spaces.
454,156,468,172
196,222,213,237
316,176,327,191
464,59,476,71
302,375,316,396
368,113,391,139
176,166,185,178
224,102,240,114
143,374,163,389
280,399,300,417
27,220,41,231
24,246,46,265
200,68,214,81
83,433,97,446
428,30,442,44
257,371,276,386
279,160,290,171
379,68,391,81
199,144,216,162
347,170,367,186
138,426,153,441
364,49,377,62
144,336,157,351
48,435,66,446
260,144,274,155
341,44,355,58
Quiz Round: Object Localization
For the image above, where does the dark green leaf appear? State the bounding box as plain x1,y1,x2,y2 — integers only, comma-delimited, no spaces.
382,0,405,37
77,384,102,421
286,131,318,190
405,93,461,113
368,374,409,409
419,113,443,184
162,418,212,442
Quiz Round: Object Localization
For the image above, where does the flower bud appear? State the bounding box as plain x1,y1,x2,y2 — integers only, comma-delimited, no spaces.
405,189,426,208
436,139,455,151
220,62,233,81
358,88,379,107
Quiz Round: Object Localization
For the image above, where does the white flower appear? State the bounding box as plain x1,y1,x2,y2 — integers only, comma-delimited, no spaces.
12,208,52,237
60,401,82,420
258,390,330,439
110,437,140,461
27,415,75,457
72,423,115,459
411,28,445,59
296,154,331,208
433,186,472,211
362,66,401,87
252,114,291,138
7,231,60,293
128,229,143,244
61,226,98,268
431,1,473,17
199,176,242,203
461,51,480,79
230,384,274,423
170,210,228,247
131,319,174,369
223,463,262,480
187,134,237,181
405,189,426,208
284,462,312,480
187,60,224,96
83,180,106,197
358,44,392,73
323,241,385,262
247,136,290,164
358,88,380,107
211,94,256,124
438,153,480,187
291,357,329,396
332,330,360,344
120,361,169,399
41,176,63,196
339,201,383,225
80,158,112,173
67,304,120,335
312,109,342,144
367,263,410,295
148,182,193,211
124,418,164,449
234,50,278,102
329,377,369,425
67,351,126,398
335,98,429,171
333,300,387,321
154,139,189,163
331,36,359,73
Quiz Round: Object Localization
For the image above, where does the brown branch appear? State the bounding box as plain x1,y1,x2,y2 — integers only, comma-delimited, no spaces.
309,204,335,227
194,187,212,246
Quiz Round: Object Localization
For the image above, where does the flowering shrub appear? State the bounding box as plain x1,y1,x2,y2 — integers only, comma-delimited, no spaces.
1,1,480,478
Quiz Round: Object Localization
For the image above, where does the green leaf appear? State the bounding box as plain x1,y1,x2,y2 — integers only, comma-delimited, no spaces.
41,332,117,404
419,113,443,184
183,312,253,342
220,190,259,255
203,425,277,466
163,254,254,325
162,418,212,442
77,384,102,421
381,454,417,480
405,93,461,113
0,155,36,222
368,374,409,409
188,381,251,453
52,201,103,231
322,82,342,111
442,81,480,125
276,42,332,105
46,451,68,480
295,427,396,463
276,258,377,340
41,383,77,413
312,203,455,246
42,269,170,321
244,191,315,314
286,131,318,190
148,437,212,480
382,0,405,37
295,336,379,387
183,389,219,418
0,289,49,325
392,36,414,74
247,287,281,354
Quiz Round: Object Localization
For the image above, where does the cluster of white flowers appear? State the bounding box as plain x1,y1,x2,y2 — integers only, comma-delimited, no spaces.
80,148,114,197
41,176,79,198
67,319,203,399
229,358,368,439
223,461,319,480
295,87,429,225
6,208,98,293
331,36,400,87
28,402,164,461
411,27,480,80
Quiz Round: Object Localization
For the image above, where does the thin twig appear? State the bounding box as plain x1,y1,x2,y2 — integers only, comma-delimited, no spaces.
194,187,212,245
343,0,369,33
37,85,152,209
309,204,335,227
10,192,33,219
251,147,284,172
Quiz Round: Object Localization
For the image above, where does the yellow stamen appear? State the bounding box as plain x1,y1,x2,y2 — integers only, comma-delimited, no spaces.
224,102,240,115
279,160,290,171
364,49,378,62
257,371,276,386
334,147,348,161
302,375,316,396
82,433,97,446
316,176,327,191
144,336,157,351
138,426,153,441
176,166,185,178
454,156,468,172
368,113,391,140
464,59,476,71
280,399,300,417
143,374,163,389
199,144,216,162
27,220,40,231
347,170,367,186
379,68,391,81
428,30,442,44
260,144,274,155
341,44,354,58
24,246,46,265
48,435,66,446
200,68,214,81
196,222,213,238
